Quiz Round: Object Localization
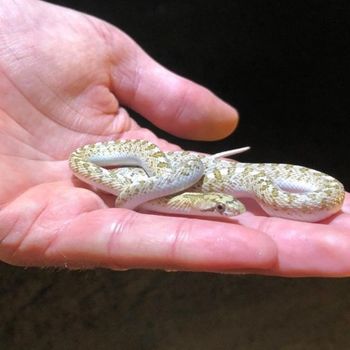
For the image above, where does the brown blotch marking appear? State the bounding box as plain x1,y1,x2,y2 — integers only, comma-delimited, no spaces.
145,143,157,151
214,169,222,181
182,193,202,199
83,163,92,170
323,189,333,197
287,193,297,204
271,188,279,197
319,199,331,210
156,162,170,169
152,151,166,158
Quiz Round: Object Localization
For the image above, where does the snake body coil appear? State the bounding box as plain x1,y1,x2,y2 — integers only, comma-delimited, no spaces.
69,140,345,222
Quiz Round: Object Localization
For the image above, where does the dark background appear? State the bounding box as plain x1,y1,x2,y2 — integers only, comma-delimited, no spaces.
49,0,349,186
1,1,350,349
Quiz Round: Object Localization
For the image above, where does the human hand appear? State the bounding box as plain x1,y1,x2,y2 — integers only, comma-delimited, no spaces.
0,0,349,276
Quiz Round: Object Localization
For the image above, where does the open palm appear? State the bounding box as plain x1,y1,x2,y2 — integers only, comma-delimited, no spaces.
1,0,349,276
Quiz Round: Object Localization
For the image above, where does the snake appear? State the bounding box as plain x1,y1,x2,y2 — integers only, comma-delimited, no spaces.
69,139,345,222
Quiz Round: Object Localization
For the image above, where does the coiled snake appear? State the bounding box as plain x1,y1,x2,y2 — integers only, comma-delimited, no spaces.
69,139,345,222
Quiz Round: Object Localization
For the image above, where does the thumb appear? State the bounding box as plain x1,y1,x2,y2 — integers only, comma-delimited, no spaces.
111,37,239,141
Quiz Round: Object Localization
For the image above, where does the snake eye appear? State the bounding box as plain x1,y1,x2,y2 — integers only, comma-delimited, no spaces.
215,203,226,214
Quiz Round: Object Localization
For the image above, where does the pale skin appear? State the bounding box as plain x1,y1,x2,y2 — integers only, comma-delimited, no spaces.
0,0,349,276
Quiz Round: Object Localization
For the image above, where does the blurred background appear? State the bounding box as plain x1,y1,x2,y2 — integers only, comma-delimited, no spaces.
1,1,350,349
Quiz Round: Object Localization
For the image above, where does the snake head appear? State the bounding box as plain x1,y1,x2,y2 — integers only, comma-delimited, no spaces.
199,193,246,217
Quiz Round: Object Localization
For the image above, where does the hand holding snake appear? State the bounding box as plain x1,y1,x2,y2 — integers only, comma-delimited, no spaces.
1,0,349,276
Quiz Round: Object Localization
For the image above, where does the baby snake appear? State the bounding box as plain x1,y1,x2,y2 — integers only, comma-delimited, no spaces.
69,139,345,222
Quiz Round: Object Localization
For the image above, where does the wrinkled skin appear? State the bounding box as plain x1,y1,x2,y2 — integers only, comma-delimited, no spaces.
0,0,349,276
